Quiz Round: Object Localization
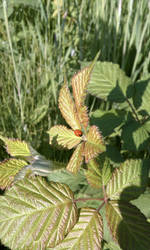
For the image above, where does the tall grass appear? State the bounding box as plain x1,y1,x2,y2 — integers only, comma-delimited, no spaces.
0,0,149,159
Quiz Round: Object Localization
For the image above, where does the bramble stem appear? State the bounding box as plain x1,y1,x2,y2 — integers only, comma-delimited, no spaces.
74,197,104,204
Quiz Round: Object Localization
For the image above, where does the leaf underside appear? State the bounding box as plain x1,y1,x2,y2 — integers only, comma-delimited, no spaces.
0,158,27,189
84,126,106,163
66,143,84,174
85,159,102,188
48,125,82,149
0,177,78,249
0,135,31,157
58,83,81,130
51,207,103,250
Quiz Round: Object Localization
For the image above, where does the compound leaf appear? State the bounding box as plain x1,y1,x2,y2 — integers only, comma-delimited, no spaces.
106,200,150,250
51,207,103,250
0,177,77,249
0,158,27,189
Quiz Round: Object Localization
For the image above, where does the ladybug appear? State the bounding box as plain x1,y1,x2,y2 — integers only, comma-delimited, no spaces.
74,129,82,137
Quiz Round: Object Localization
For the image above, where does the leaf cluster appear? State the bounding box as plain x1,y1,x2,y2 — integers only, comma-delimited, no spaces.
0,60,150,249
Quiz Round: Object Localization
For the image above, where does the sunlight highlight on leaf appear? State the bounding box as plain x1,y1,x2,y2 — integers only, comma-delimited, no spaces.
0,177,78,249
0,158,27,189
0,135,31,157
66,143,84,174
48,125,82,149
85,159,102,188
58,83,81,130
84,126,106,163
106,159,149,201
53,207,103,250
71,53,99,109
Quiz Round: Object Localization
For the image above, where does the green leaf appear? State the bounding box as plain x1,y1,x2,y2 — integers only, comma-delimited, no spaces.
106,200,150,250
0,158,27,189
66,143,84,174
85,159,102,188
47,125,82,149
121,120,150,151
133,77,150,116
106,159,149,201
50,207,103,250
84,125,106,163
0,177,77,249
90,109,124,137
106,145,124,165
0,135,31,157
131,189,150,221
87,62,131,102
103,241,122,250
101,158,112,186
48,169,87,192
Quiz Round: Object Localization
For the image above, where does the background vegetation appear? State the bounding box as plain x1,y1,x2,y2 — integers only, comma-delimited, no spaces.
0,0,149,161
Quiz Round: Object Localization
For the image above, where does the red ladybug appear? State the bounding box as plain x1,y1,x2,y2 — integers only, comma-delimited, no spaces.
74,129,82,137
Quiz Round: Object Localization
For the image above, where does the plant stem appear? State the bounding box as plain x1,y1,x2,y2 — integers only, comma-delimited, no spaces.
74,197,104,204
126,98,140,122
3,0,24,125
97,201,105,212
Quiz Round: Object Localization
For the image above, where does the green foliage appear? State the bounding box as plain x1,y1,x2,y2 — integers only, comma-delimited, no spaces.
0,0,150,155
0,58,150,249
0,0,150,249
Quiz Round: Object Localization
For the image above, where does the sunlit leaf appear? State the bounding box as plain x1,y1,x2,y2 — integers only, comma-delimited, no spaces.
58,83,81,130
0,177,77,249
84,126,106,163
52,207,103,250
103,241,121,250
85,159,102,188
101,158,112,186
106,159,149,201
47,125,82,149
106,200,150,250
66,143,84,174
77,105,89,130
0,135,31,157
72,54,99,109
0,158,27,189
87,62,131,102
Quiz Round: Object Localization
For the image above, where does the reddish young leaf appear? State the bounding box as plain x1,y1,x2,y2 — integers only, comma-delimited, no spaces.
84,126,106,163
48,125,82,149
58,84,81,130
66,143,84,174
